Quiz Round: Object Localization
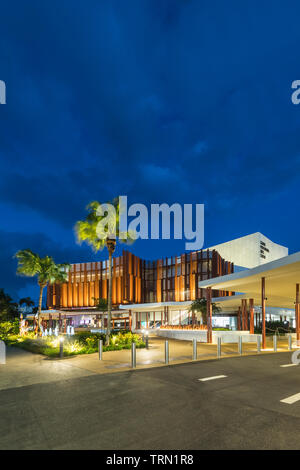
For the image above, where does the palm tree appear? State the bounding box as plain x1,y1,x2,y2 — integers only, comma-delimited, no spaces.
15,250,70,331
76,198,135,345
190,298,221,325
93,297,108,330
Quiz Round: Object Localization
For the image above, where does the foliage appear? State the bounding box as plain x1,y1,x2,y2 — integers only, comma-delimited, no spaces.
75,198,136,252
0,319,20,339
19,297,35,307
255,320,294,335
15,250,70,287
93,297,108,311
190,298,221,324
75,198,137,345
4,331,145,357
0,288,18,321
74,331,105,346
15,249,70,326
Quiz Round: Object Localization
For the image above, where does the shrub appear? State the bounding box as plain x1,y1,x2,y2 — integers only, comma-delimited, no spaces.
0,319,20,339
74,331,105,347
3,330,145,357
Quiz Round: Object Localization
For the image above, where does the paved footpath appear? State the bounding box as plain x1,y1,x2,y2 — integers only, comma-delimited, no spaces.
1,345,300,449
1,335,291,388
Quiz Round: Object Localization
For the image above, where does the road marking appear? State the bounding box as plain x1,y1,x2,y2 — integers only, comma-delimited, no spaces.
280,393,300,404
198,375,227,382
280,364,298,368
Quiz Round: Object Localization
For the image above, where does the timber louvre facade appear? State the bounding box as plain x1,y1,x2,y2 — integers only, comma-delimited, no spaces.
47,249,234,310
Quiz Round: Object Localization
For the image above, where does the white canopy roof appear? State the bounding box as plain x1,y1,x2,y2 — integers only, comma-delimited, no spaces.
198,251,300,309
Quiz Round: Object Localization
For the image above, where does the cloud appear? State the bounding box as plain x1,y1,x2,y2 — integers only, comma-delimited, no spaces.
0,0,300,297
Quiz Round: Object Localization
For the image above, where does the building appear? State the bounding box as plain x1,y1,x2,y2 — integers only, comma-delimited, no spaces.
207,232,288,269
44,232,291,336
46,248,234,328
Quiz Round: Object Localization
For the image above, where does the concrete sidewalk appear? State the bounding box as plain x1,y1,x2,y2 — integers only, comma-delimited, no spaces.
65,335,293,374
0,336,294,391
0,347,95,391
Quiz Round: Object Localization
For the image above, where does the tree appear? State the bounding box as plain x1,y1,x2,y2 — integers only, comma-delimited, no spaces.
93,297,108,312
93,297,108,330
19,297,35,308
190,298,221,325
0,288,18,322
76,198,135,345
15,250,70,330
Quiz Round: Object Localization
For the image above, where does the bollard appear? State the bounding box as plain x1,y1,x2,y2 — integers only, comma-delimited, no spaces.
273,335,277,352
98,339,103,360
257,335,261,353
238,336,242,355
59,337,64,359
131,342,136,368
165,340,169,365
145,335,149,349
288,334,292,351
192,338,197,360
217,337,222,359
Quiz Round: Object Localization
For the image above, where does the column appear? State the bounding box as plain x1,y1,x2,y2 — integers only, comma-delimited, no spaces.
296,284,300,342
237,306,241,331
206,287,212,343
261,277,266,349
241,300,245,330
244,299,248,330
249,299,254,334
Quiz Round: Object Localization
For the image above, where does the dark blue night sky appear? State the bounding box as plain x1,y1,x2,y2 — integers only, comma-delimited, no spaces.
1,0,300,303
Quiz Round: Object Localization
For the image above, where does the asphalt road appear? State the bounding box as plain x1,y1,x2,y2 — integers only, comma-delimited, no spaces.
1,351,300,450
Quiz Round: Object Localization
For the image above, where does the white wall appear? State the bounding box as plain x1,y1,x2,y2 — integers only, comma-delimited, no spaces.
207,232,288,268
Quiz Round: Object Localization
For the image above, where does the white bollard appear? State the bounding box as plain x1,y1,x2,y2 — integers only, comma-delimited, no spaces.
192,338,197,360
238,336,243,355
257,335,261,353
273,335,277,352
98,339,103,360
165,340,169,365
288,334,292,351
217,337,222,358
131,342,136,368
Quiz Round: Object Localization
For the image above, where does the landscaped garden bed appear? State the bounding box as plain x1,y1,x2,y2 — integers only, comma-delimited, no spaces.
0,321,145,357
